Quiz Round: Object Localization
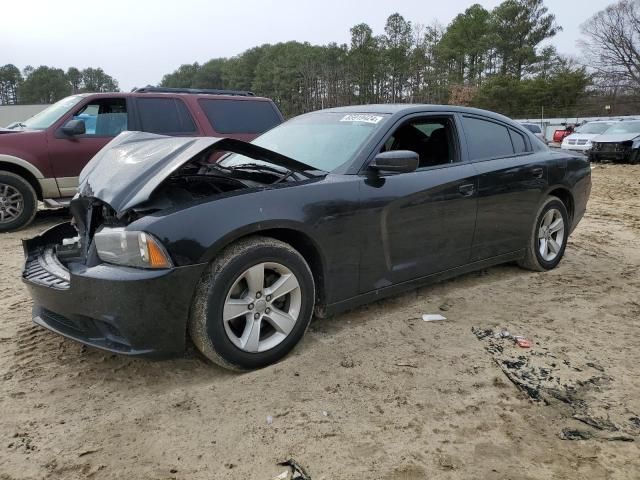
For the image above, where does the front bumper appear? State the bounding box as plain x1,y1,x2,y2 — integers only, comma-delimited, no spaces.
22,222,206,358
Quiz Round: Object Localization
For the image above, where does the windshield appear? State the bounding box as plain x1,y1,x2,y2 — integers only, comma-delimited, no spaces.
11,95,84,130
575,122,614,134
602,121,640,135
220,112,389,172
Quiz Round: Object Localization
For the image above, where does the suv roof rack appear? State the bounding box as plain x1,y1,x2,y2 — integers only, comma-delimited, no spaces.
132,86,255,96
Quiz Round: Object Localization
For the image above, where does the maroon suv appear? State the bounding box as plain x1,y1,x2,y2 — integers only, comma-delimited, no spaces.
0,87,283,232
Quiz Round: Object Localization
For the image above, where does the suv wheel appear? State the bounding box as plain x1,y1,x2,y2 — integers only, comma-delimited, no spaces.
518,196,569,271
0,171,38,233
189,236,315,370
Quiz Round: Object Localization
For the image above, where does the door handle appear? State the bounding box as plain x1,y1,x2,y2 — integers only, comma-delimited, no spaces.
458,184,475,197
531,167,544,178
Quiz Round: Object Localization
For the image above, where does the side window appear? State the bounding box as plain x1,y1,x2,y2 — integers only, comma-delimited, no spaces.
382,117,458,168
462,116,514,161
509,129,529,154
137,98,196,134
198,99,281,134
73,98,127,137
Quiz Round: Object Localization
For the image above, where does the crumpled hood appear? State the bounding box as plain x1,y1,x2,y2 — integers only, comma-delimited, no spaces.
592,133,640,143
78,131,318,215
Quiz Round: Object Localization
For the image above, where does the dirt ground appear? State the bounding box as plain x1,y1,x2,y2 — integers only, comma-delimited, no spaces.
1,164,639,480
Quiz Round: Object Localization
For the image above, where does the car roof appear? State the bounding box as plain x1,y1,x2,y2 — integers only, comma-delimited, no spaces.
318,104,519,126
77,91,273,102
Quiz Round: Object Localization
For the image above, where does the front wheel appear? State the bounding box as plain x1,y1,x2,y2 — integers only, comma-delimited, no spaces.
189,236,315,370
518,196,569,271
0,171,38,233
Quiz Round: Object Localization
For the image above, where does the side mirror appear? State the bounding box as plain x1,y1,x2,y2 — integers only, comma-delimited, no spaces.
370,150,419,174
61,119,86,136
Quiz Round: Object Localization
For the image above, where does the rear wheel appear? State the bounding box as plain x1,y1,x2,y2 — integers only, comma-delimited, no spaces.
518,196,569,271
0,171,38,233
189,236,315,370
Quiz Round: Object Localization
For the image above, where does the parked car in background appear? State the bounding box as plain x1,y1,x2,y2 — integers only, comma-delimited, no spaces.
520,122,547,144
589,120,640,163
23,105,591,370
0,87,283,232
552,125,575,144
561,120,617,153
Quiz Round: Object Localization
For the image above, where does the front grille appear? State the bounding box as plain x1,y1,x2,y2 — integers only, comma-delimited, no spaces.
23,249,71,290
577,139,588,145
567,139,576,145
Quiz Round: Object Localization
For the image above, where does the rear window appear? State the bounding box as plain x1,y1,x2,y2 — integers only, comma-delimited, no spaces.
199,99,281,134
462,116,514,161
137,98,196,134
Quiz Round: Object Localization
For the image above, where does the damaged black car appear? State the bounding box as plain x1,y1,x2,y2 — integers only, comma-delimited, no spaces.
22,105,591,370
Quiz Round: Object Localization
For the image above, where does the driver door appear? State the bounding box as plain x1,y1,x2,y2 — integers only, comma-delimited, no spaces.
47,97,130,196
358,113,478,292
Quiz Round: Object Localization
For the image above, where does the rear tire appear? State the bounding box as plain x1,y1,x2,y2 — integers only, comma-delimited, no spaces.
0,171,38,233
518,196,569,272
189,236,315,370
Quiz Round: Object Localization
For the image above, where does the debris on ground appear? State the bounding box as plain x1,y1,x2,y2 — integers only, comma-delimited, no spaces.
560,428,592,441
277,459,311,480
266,415,274,425
422,314,447,322
472,326,638,442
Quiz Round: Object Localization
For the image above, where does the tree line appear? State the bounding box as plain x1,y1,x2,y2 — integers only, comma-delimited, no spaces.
4,0,640,119
160,0,596,118
0,65,119,105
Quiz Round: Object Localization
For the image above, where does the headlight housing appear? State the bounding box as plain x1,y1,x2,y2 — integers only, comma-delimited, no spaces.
94,228,173,269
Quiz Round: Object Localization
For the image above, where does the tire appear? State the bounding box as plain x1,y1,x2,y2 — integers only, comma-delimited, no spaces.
0,171,38,233
189,236,315,370
518,196,569,272
628,150,639,165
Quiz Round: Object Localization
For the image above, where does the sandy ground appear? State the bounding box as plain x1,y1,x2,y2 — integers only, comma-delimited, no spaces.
1,165,639,480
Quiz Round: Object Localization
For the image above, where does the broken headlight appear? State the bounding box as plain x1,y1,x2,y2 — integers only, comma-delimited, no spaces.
94,228,173,269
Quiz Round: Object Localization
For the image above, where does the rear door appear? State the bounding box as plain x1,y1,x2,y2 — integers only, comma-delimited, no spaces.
358,113,479,291
133,97,199,137
460,114,548,261
47,96,131,196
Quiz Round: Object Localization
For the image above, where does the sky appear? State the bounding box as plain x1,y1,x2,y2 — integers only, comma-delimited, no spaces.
2,0,615,91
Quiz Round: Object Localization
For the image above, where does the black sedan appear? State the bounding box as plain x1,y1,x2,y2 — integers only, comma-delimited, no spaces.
22,105,591,370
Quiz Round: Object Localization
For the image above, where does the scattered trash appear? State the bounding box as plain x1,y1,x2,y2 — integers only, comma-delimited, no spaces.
422,314,447,322
560,428,592,440
514,336,532,348
273,471,290,480
439,302,451,312
277,459,311,480
573,414,618,432
322,411,329,417
340,357,355,368
472,326,640,442
266,415,273,425
78,448,101,457
395,362,418,368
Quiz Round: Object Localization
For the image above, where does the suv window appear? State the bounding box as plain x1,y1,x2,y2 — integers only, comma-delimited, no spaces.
73,98,127,136
137,98,196,134
462,116,514,161
382,117,458,168
522,123,541,134
199,99,281,134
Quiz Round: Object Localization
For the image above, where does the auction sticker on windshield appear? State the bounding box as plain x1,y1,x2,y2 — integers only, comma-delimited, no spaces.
340,114,384,124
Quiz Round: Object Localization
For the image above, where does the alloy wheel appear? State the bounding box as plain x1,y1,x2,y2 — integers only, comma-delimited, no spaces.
223,262,302,353
0,183,24,224
538,208,565,262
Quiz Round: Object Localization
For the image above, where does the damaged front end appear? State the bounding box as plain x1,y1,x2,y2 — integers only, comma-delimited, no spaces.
22,132,321,357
